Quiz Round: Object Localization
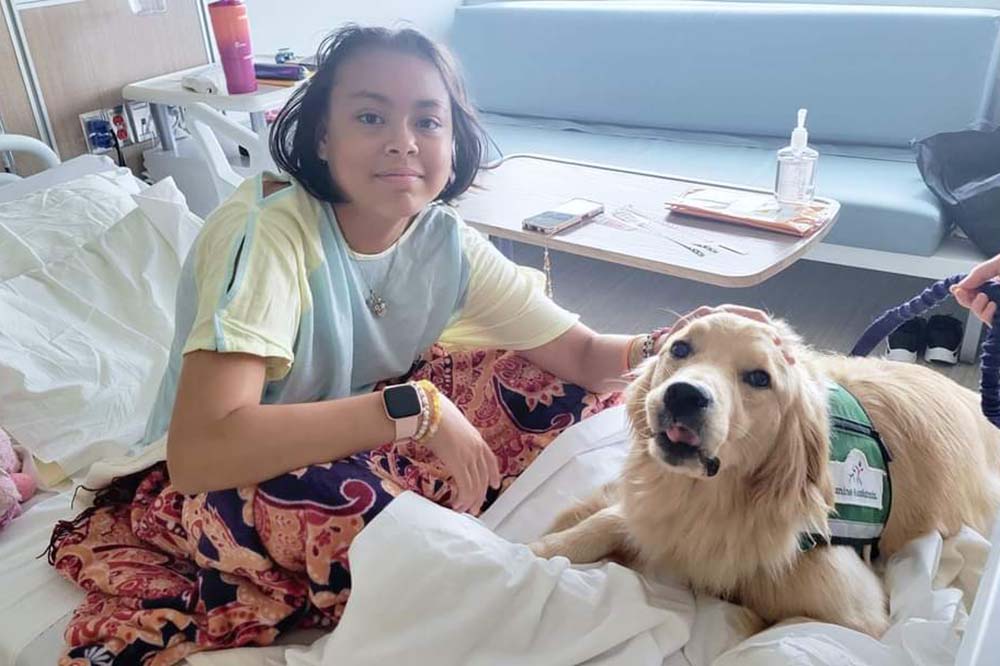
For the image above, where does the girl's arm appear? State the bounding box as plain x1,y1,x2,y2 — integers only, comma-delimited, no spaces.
518,305,774,394
517,323,634,394
166,350,395,494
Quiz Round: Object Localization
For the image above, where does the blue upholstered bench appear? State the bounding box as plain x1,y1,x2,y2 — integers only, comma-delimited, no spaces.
451,1,1000,256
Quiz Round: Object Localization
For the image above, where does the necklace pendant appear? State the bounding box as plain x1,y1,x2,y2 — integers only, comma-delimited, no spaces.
367,291,388,318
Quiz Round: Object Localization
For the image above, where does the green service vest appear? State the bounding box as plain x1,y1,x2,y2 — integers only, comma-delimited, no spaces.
801,383,893,556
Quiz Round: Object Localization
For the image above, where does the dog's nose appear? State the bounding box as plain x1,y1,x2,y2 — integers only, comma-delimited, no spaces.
664,382,711,419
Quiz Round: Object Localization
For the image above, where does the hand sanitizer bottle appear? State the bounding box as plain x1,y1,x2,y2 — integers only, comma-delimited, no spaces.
774,109,818,204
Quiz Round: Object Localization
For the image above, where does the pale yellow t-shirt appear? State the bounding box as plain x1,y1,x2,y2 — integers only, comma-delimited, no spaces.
142,174,579,443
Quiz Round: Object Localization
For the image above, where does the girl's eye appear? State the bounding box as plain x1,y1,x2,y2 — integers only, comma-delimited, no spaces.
417,117,442,130
743,370,771,389
357,113,384,125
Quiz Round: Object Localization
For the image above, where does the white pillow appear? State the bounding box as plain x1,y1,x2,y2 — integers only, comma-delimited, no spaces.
0,155,134,205
0,171,142,282
0,176,202,485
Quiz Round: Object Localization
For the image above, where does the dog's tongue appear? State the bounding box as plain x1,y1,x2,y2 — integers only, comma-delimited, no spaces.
667,423,701,446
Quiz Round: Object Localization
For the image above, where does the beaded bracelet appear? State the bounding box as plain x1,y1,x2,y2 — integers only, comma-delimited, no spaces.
625,326,674,371
425,389,442,442
641,333,656,358
624,335,645,372
414,380,443,444
412,382,431,442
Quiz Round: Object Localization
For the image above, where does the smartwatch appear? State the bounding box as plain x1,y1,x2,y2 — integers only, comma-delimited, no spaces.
382,383,422,441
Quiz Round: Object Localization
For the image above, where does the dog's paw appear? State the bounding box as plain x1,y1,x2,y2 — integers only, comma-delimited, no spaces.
547,513,580,535
528,537,559,559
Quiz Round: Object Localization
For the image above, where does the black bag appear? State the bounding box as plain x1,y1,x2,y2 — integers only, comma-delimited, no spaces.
914,127,1000,255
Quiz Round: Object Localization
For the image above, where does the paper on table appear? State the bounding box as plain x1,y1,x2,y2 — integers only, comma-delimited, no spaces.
603,205,749,257
666,186,835,237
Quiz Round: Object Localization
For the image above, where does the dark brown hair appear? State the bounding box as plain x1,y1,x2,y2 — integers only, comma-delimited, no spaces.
270,24,489,204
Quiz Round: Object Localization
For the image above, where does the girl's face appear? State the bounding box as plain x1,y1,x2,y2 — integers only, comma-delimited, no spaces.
320,48,454,225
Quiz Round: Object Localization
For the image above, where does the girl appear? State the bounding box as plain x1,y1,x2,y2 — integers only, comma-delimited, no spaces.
154,24,647,505
50,25,763,665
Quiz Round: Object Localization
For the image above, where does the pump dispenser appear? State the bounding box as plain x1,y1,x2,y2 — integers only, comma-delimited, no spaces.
774,109,819,204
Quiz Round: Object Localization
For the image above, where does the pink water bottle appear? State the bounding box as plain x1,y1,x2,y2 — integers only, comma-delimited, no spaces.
208,0,257,94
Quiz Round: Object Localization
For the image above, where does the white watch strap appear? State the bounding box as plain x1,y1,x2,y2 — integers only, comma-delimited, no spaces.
395,412,420,441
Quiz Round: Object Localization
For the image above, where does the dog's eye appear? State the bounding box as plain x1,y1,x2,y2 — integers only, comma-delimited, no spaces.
670,341,691,359
744,370,771,388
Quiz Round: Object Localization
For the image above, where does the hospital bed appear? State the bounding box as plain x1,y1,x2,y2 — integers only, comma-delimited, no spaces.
0,134,996,666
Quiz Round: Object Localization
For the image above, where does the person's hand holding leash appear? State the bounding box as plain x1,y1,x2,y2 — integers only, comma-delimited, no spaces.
952,254,1000,326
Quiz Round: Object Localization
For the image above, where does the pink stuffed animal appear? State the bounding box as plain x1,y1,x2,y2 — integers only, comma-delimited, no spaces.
0,428,35,529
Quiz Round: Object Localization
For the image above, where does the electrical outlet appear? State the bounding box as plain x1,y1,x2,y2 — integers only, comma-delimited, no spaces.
126,101,157,144
109,105,132,147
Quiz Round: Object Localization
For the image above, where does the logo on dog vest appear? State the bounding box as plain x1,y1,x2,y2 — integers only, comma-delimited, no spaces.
830,448,885,510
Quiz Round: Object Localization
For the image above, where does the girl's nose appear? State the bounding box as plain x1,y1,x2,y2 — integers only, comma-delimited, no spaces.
385,123,418,156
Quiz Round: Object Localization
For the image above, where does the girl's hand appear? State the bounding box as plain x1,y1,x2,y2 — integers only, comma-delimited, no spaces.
952,255,1000,326
424,393,501,513
660,304,772,345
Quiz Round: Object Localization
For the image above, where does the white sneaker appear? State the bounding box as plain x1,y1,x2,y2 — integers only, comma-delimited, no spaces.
923,315,962,365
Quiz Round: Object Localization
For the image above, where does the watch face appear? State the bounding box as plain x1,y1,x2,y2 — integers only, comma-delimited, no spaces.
385,384,421,419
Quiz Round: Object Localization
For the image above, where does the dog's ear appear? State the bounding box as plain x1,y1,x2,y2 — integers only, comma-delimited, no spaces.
767,319,829,496
795,383,832,492
625,357,657,438
749,376,832,514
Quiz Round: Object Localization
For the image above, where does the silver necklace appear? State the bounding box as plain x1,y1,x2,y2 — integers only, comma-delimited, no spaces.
355,242,401,318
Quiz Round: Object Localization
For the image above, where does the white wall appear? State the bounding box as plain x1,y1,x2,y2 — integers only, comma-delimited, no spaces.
242,0,463,59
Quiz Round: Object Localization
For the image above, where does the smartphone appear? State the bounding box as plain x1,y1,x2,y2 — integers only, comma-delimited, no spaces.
522,198,604,235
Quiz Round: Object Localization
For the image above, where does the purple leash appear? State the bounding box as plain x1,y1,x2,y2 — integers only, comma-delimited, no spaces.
849,275,1000,429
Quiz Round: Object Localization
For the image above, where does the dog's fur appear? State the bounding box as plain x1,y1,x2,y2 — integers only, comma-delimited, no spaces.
530,313,1000,636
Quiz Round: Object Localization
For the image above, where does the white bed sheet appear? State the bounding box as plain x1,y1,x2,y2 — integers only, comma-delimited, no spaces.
0,487,81,666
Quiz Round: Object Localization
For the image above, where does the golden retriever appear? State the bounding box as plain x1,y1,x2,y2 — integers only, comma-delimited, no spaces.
530,312,1000,636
